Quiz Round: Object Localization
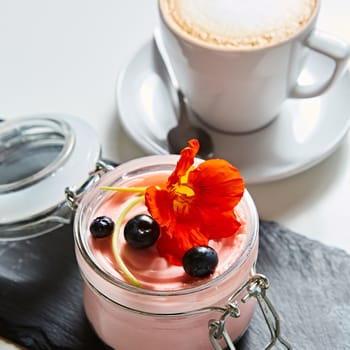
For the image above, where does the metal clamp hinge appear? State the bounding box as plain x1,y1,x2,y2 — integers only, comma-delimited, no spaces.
65,159,114,210
208,274,292,350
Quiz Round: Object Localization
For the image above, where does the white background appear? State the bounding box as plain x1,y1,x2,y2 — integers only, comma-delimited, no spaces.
0,0,349,348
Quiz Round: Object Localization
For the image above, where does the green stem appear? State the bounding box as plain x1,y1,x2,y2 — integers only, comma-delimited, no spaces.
101,186,146,194
112,195,144,288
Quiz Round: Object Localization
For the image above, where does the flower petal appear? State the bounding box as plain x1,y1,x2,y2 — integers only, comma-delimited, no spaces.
198,207,241,239
145,186,173,231
156,225,208,265
189,159,244,208
167,139,199,186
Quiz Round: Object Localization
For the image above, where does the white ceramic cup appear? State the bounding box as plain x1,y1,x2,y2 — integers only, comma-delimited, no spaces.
158,0,350,133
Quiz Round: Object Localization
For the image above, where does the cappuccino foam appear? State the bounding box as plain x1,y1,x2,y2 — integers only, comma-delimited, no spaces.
160,0,317,48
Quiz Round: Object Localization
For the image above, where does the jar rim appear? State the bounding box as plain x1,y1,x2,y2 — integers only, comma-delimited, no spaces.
74,155,259,297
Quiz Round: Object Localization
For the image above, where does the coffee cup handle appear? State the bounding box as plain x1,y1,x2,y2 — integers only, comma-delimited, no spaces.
290,29,350,99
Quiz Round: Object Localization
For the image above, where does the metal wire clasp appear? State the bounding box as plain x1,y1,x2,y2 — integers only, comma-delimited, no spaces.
65,159,115,210
208,273,292,350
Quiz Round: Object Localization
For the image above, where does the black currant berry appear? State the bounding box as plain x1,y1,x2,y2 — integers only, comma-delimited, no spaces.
124,214,160,249
182,246,218,278
90,216,115,238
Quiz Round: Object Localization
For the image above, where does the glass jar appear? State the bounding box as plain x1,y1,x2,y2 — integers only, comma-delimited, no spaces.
73,155,260,350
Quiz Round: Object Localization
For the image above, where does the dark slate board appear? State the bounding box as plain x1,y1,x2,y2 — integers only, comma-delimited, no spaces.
1,221,349,350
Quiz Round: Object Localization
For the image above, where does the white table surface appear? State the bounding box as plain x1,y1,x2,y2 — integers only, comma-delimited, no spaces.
0,0,349,348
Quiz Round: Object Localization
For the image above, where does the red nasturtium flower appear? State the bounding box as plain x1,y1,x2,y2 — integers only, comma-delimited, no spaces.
145,139,245,265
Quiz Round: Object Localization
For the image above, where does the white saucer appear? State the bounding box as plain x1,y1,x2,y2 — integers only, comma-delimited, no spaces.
116,40,350,184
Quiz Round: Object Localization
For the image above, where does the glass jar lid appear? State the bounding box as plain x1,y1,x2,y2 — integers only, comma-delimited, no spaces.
0,114,101,240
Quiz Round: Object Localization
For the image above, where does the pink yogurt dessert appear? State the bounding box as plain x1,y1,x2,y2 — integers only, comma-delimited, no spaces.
73,154,259,350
